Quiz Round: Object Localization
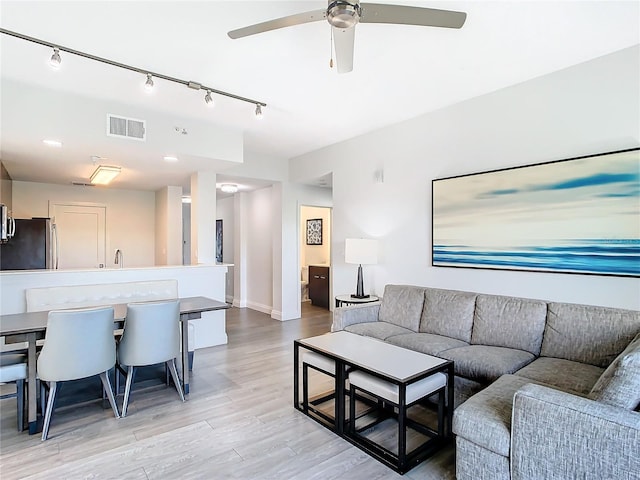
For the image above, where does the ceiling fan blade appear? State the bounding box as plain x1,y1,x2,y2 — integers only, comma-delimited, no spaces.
360,3,466,29
228,9,326,39
332,26,355,74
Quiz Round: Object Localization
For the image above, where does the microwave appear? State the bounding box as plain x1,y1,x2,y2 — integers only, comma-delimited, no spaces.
1,203,15,243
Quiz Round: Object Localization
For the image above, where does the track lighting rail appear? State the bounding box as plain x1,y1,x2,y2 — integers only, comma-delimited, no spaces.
0,28,267,110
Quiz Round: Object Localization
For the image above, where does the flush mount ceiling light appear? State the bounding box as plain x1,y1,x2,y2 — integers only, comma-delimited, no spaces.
163,155,178,162
43,139,63,147
144,73,154,92
220,184,239,193
90,165,121,185
181,196,192,204
49,47,61,69
0,28,266,118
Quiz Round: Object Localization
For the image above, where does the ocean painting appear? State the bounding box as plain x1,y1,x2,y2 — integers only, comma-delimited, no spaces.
432,148,640,277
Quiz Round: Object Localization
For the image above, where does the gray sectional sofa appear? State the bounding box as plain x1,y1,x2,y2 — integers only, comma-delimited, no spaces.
332,284,640,480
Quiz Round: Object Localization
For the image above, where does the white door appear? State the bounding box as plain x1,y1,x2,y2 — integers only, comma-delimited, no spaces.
50,203,106,269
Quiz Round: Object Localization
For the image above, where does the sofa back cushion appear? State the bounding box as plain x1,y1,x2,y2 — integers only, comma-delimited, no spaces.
378,285,425,332
420,288,477,343
588,332,640,410
471,294,547,355
541,302,640,367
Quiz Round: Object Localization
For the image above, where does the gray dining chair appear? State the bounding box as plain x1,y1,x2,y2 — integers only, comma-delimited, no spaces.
117,299,185,417
37,306,120,441
0,353,28,431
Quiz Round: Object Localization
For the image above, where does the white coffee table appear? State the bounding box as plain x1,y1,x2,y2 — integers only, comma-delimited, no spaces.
293,331,454,472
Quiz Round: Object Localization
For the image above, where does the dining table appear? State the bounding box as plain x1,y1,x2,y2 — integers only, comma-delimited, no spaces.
0,296,229,434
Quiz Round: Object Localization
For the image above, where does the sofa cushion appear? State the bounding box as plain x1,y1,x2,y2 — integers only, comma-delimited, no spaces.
515,357,604,396
378,285,425,332
440,345,535,383
541,302,640,368
588,332,640,410
420,288,477,343
471,294,547,355
386,332,468,356
345,321,414,341
453,374,545,457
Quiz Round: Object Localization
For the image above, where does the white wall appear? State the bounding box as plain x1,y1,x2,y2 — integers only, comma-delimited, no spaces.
217,196,235,302
245,186,273,313
300,205,331,267
155,186,183,266
11,180,155,267
290,46,640,310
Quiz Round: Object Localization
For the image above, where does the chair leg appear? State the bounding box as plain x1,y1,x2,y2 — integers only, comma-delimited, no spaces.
166,359,185,402
41,381,57,441
16,379,25,432
121,366,135,417
99,371,120,419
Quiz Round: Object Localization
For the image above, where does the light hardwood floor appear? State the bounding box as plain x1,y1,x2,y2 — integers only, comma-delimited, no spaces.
0,304,455,479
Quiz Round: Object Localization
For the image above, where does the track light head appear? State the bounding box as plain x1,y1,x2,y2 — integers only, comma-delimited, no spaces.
49,47,61,69
255,104,263,120
205,90,214,107
144,73,154,92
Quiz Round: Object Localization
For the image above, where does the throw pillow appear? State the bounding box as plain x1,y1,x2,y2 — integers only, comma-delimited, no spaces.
588,332,640,410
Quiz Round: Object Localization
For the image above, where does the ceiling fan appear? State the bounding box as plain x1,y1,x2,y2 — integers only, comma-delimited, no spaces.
228,1,467,74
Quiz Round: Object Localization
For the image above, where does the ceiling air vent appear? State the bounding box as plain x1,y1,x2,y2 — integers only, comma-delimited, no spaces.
106,114,146,141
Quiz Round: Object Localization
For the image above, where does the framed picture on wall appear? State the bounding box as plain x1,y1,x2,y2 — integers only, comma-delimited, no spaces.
216,219,223,263
432,147,640,277
306,218,323,245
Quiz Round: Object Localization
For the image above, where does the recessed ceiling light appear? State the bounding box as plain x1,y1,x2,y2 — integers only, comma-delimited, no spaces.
220,184,239,193
43,139,63,147
163,156,179,162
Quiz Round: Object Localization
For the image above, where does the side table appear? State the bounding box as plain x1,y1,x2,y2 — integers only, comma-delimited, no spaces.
335,294,380,308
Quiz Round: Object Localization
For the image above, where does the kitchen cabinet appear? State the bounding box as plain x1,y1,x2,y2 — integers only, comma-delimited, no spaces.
309,265,330,309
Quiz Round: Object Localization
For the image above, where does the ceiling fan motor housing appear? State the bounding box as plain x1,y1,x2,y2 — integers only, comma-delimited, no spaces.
327,0,361,29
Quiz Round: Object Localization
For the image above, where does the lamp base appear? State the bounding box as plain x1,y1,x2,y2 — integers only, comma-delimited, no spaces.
350,294,370,299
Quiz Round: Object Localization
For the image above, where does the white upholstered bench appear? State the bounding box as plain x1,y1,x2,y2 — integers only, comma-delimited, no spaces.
347,369,448,473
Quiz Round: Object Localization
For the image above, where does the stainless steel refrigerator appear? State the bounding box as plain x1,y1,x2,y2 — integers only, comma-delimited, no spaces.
0,217,57,270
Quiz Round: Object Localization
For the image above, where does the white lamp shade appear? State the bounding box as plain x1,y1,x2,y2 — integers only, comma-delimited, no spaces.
345,238,378,265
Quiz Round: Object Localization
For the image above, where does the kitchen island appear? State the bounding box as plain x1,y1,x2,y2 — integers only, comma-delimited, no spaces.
0,264,231,348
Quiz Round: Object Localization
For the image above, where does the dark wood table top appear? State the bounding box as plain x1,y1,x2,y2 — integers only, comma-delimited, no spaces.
0,296,229,336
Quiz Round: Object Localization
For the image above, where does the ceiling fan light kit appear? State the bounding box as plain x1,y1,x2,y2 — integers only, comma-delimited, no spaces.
228,1,466,74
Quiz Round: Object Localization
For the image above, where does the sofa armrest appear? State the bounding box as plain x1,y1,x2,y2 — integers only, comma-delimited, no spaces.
511,383,640,480
331,303,381,332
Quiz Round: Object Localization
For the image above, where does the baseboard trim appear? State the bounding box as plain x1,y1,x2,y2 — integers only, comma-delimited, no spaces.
247,301,272,315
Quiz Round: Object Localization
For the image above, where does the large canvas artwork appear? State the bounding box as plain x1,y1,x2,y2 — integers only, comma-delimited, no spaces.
432,148,640,277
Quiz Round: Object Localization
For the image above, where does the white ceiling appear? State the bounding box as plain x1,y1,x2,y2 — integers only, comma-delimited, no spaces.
1,1,638,192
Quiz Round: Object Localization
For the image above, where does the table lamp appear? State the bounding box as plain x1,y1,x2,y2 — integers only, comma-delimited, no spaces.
345,238,378,298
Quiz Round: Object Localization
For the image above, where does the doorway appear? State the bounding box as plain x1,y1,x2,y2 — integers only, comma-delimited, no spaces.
49,202,106,268
300,205,331,310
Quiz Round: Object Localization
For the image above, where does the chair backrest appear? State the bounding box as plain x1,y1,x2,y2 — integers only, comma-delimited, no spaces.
118,300,181,367
37,307,116,382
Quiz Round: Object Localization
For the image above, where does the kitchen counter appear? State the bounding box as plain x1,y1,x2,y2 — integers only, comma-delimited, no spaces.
0,263,231,348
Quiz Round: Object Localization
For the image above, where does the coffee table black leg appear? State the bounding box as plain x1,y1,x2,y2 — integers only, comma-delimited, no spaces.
447,363,454,437
335,360,346,434
293,342,300,410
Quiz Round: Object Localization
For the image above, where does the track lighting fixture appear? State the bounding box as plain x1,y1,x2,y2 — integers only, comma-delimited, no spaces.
49,47,61,69
204,90,214,107
1,28,267,118
144,73,154,92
